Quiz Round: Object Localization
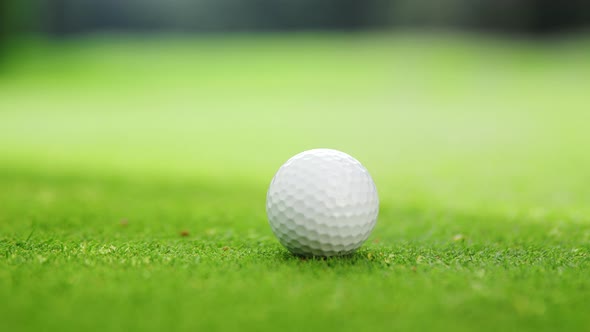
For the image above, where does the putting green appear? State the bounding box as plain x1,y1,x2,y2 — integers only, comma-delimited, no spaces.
0,33,589,332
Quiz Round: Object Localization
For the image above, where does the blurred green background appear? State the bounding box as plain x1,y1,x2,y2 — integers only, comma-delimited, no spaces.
1,1,590,332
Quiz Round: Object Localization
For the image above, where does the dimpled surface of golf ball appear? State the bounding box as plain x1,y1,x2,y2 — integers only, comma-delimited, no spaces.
266,149,379,256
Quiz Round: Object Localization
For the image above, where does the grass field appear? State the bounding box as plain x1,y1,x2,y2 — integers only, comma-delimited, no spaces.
1,33,590,332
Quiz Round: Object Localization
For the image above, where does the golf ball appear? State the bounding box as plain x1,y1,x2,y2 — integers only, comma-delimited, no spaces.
266,149,379,256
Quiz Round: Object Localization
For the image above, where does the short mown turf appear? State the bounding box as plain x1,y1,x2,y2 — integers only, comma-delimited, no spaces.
1,33,589,332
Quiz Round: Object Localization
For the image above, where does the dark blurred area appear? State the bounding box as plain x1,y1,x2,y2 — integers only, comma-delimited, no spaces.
1,0,590,42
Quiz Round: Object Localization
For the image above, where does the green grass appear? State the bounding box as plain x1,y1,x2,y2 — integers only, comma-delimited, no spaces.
1,33,590,332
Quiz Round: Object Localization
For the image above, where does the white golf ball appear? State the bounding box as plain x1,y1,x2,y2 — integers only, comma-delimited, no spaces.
266,149,379,256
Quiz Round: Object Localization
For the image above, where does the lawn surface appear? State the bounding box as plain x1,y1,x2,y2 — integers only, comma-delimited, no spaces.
1,33,589,332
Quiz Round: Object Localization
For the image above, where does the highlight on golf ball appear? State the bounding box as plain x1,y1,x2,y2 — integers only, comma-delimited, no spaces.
266,149,379,257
